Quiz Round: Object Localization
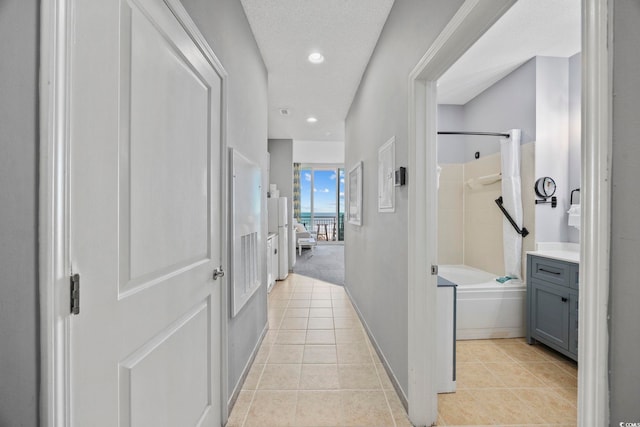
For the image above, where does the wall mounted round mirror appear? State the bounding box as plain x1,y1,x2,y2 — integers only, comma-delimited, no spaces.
534,177,556,198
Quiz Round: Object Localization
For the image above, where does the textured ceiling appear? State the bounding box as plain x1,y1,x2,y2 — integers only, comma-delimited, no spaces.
241,0,394,141
438,0,581,105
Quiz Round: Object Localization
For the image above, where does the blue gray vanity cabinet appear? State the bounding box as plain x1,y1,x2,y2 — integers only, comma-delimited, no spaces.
526,254,579,361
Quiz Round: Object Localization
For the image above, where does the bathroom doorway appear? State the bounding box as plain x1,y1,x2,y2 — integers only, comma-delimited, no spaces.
407,0,609,425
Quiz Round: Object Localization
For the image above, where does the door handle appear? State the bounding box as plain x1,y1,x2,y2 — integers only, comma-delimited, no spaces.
213,266,225,280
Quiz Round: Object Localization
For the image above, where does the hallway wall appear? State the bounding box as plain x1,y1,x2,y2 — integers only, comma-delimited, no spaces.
609,0,640,423
344,0,464,396
0,0,40,425
181,0,269,404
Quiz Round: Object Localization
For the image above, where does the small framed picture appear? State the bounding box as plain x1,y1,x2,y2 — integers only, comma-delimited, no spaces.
378,136,395,213
348,161,363,226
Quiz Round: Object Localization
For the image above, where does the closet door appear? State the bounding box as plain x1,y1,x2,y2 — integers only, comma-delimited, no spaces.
68,1,224,425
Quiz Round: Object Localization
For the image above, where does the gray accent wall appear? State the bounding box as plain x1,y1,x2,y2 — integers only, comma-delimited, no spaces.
567,53,581,244
463,58,537,162
181,0,269,402
534,56,570,244
438,59,537,166
437,58,537,163
0,0,40,425
345,0,464,395
609,0,640,423
437,105,465,164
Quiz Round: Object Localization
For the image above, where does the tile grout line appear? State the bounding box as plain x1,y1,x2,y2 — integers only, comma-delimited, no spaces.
504,353,579,408
242,277,297,427
243,275,413,427
473,343,578,402
448,340,577,426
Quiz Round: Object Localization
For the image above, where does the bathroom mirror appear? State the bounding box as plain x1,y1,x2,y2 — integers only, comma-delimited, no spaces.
534,177,556,198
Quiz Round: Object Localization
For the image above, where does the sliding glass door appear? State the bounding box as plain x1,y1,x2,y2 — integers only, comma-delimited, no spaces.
299,165,345,242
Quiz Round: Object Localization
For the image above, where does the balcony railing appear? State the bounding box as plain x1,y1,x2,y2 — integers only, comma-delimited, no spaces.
299,213,344,241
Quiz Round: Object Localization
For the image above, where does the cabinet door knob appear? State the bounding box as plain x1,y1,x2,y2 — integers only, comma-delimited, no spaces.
561,297,568,303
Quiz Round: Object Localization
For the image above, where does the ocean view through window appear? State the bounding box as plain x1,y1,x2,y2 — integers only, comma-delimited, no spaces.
299,166,345,241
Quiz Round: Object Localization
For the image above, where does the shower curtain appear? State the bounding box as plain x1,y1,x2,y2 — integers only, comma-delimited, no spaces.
501,129,523,279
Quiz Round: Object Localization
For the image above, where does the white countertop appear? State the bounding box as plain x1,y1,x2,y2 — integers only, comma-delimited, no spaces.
526,242,580,264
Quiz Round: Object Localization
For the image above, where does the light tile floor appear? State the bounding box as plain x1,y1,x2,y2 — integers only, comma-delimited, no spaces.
226,273,578,427
438,339,578,426
226,274,412,427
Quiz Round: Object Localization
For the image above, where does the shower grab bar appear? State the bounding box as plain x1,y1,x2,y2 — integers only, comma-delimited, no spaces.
494,197,530,238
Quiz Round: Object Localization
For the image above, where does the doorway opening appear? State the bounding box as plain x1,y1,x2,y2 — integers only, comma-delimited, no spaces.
407,0,610,426
293,165,345,286
297,165,345,243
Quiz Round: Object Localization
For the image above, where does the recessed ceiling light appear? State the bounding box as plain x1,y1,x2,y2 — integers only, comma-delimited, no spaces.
306,117,318,123
308,52,324,64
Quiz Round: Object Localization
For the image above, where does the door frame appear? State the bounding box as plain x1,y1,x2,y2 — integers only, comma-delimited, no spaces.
38,0,230,425
407,0,610,426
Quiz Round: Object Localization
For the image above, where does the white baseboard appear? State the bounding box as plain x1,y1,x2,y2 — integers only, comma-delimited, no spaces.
343,286,409,409
227,322,268,411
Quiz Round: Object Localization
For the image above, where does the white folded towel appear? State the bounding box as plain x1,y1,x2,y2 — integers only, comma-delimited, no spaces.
567,204,581,230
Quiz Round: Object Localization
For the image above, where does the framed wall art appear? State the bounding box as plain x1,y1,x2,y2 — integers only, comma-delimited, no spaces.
378,136,395,213
348,161,363,226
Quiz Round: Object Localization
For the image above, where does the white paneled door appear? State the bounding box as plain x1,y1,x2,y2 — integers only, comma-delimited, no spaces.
68,0,223,425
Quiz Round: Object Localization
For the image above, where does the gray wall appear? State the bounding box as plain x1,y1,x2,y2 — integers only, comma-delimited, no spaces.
345,0,464,395
0,0,40,425
437,58,537,164
609,0,640,423
181,0,269,403
534,56,570,243
267,139,294,267
437,105,465,164
567,52,581,243
463,58,537,162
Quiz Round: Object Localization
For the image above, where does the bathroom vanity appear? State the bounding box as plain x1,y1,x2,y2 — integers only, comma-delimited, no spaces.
526,244,579,361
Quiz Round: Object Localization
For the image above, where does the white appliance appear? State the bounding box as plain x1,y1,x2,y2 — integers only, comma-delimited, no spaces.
268,197,289,280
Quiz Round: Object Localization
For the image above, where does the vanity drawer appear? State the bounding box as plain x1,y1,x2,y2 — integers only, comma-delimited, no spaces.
530,256,572,287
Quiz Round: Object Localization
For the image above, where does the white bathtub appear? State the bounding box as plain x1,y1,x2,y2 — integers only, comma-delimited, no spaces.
439,264,526,340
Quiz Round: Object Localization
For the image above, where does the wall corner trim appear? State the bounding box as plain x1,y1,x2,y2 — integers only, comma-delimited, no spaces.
577,0,611,425
407,1,525,425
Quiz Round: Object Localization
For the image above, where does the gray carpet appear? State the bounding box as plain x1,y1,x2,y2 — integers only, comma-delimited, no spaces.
293,244,344,286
